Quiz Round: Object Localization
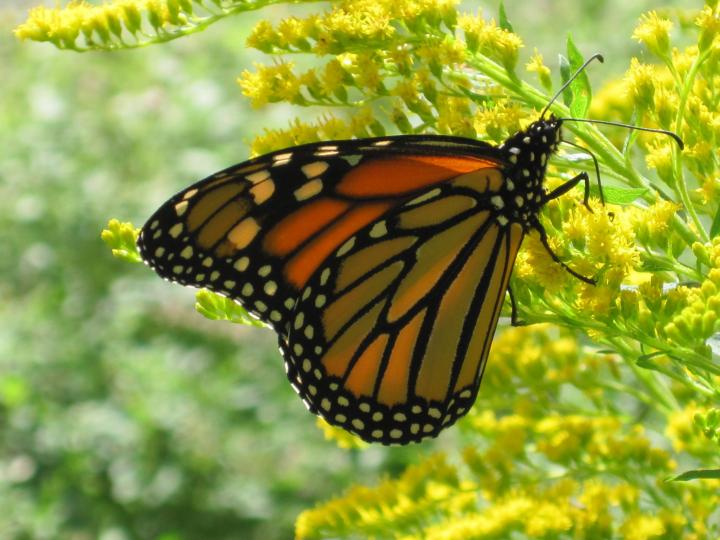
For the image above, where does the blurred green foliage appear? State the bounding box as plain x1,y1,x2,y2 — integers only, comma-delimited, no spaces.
0,11,430,539
1,0,690,538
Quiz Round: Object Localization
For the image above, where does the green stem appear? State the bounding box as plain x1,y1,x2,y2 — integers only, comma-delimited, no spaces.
672,48,712,243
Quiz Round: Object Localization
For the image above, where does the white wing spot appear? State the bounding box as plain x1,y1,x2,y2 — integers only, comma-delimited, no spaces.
320,268,331,286
336,237,355,257
174,200,189,216
169,223,184,238
224,280,236,289
369,221,387,238
202,257,213,268
264,281,277,295
180,246,193,259
234,257,249,271
294,312,305,330
242,283,254,296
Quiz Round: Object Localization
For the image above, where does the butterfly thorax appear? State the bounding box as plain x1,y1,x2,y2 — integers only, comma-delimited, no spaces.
493,117,563,230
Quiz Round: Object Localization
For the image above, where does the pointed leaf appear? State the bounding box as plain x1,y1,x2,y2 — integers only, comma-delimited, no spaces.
498,1,514,33
588,185,648,205
668,468,720,482
710,206,720,238
566,34,592,117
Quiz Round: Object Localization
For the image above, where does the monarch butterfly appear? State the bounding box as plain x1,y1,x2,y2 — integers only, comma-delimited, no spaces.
137,55,681,445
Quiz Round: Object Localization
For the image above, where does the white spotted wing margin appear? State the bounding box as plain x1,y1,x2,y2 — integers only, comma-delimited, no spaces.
137,135,503,338
282,181,524,445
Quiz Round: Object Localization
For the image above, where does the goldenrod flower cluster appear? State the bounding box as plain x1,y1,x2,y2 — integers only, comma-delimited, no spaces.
68,0,720,535
14,0,277,50
298,325,719,539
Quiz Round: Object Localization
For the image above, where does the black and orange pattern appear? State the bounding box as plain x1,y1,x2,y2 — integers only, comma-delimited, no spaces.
138,118,578,444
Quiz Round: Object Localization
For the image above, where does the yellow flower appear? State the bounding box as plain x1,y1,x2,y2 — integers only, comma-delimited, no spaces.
696,5,720,52
526,49,552,91
316,418,368,450
620,513,666,540
625,58,657,110
633,11,673,57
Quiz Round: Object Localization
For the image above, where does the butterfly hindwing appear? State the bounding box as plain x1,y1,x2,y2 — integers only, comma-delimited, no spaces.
284,171,525,444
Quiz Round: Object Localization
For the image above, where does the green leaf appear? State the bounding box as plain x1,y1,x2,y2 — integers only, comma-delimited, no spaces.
566,34,591,118
710,206,720,238
588,185,648,205
558,54,572,107
668,468,720,482
498,1,514,33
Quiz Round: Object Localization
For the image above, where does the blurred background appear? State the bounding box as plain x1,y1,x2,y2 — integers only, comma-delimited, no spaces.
0,0,686,538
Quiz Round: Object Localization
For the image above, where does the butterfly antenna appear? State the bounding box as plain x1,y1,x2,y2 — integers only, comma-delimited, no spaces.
540,53,605,119
558,117,684,149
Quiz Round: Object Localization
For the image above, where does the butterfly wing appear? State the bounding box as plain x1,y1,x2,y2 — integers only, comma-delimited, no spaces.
284,168,525,445
137,135,502,337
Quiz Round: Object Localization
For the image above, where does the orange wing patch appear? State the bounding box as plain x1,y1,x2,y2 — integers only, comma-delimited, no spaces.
336,155,500,197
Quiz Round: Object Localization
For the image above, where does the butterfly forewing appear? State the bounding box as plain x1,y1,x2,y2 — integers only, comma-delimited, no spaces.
138,120,564,445
138,136,504,335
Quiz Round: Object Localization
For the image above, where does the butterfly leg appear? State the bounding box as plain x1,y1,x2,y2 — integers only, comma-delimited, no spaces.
507,286,526,326
534,221,596,285
543,172,593,212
